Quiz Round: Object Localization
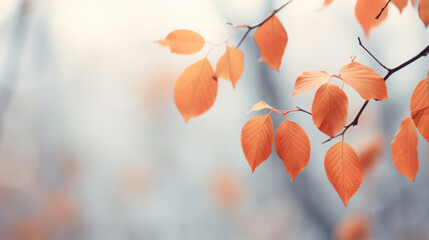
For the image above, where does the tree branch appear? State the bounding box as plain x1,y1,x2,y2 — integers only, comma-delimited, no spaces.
232,0,294,48
323,38,429,144
375,0,391,20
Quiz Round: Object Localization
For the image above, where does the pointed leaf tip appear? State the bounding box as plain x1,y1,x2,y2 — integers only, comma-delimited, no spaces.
355,0,388,37
419,0,429,28
392,0,408,13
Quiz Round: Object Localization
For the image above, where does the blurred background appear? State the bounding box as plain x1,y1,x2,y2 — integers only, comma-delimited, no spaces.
0,0,428,239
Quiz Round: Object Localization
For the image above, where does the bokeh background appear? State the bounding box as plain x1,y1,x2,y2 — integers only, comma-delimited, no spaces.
0,0,428,239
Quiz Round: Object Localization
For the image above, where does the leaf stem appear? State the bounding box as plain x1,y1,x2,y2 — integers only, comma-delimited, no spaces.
272,106,312,116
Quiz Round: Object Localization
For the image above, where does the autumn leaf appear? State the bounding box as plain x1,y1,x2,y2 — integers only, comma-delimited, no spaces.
274,120,311,181
312,82,349,137
211,170,243,209
174,58,217,121
355,0,388,37
215,46,244,89
325,141,363,206
241,114,273,172
392,0,408,13
291,71,331,96
247,101,273,113
358,136,384,173
334,213,370,240
254,15,288,70
324,0,334,7
340,62,388,101
158,30,205,54
420,0,429,27
391,116,419,181
410,75,429,141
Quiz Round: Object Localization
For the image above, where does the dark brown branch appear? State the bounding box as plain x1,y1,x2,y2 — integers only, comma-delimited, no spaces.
357,37,390,70
375,0,391,20
233,0,294,48
323,38,429,144
296,106,312,115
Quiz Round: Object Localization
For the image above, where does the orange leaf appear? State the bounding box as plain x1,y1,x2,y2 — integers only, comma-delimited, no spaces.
355,0,388,37
291,71,331,96
241,114,273,172
274,120,311,181
325,141,363,206
410,75,429,141
392,0,408,13
312,83,349,137
158,30,205,54
215,46,244,89
334,213,371,240
340,62,388,101
420,0,429,27
174,58,217,121
247,101,273,113
358,136,384,173
254,15,288,70
391,116,419,181
324,0,334,7
211,170,243,209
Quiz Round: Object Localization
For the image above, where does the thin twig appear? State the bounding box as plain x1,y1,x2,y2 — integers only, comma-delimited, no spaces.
271,106,312,116
323,38,429,144
358,37,390,71
296,106,312,115
375,0,391,20
232,0,294,48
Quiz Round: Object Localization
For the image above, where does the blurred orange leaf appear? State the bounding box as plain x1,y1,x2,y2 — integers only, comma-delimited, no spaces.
14,217,51,240
211,170,243,209
410,74,429,141
419,0,429,27
392,0,408,13
335,213,370,240
340,62,388,100
355,0,388,37
158,29,205,54
312,82,349,137
275,120,311,181
247,101,273,113
324,0,335,7
358,136,384,173
174,58,217,121
291,71,331,96
325,141,363,206
254,15,288,70
215,46,244,89
391,116,419,181
45,192,79,225
241,114,273,172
